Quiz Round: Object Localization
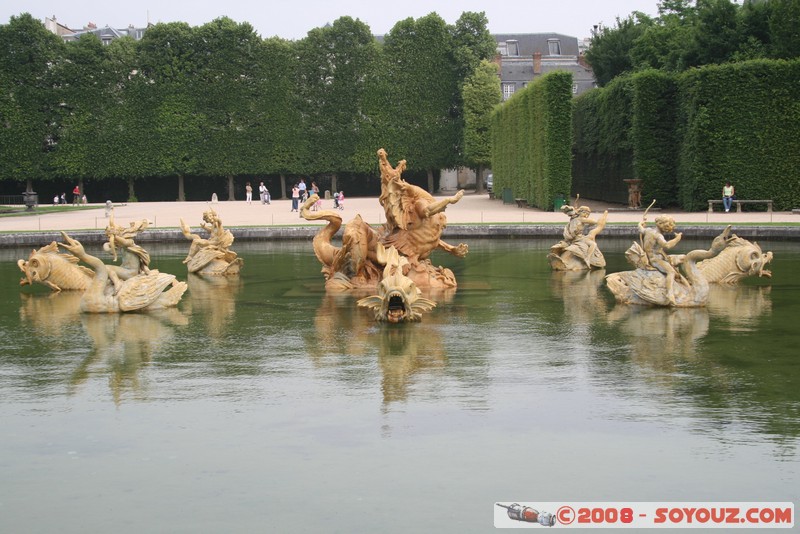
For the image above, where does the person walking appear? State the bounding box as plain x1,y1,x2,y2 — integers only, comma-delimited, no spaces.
291,184,300,212
72,185,80,205
337,191,344,210
245,182,253,204
722,181,735,213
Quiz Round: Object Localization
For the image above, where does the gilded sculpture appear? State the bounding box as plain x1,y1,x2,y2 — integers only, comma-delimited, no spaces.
103,214,153,291
180,209,243,275
547,201,608,271
18,241,94,291
605,213,735,307
357,244,436,322
301,148,466,291
697,235,773,284
58,231,187,313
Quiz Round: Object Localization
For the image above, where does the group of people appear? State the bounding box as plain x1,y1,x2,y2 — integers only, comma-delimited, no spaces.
52,185,86,206
244,181,272,205
245,178,344,212
288,178,343,213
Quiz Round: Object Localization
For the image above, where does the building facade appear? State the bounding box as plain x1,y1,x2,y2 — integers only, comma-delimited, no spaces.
493,33,597,100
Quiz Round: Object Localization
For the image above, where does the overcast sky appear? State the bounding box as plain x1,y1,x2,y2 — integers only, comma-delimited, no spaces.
3,0,662,40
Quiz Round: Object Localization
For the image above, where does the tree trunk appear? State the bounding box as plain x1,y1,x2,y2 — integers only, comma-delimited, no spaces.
331,174,338,196
26,178,33,193
178,174,185,201
128,177,136,202
427,169,435,194
280,174,287,199
227,175,235,201
475,165,485,194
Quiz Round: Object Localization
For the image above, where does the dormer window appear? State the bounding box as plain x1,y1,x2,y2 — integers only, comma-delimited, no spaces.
547,39,561,56
506,40,519,57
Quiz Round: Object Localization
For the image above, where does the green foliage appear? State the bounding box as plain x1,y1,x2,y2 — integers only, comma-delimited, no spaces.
295,17,378,174
463,60,502,169
676,59,800,211
381,14,461,176
0,13,65,184
585,14,652,86
588,0,800,83
0,10,494,198
491,71,573,210
572,58,800,210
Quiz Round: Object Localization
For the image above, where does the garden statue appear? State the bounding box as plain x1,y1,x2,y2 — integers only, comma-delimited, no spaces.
547,201,608,270
301,148,466,290
606,212,735,307
180,209,243,275
18,241,94,292
58,232,187,313
103,213,153,289
697,235,773,284
357,244,436,323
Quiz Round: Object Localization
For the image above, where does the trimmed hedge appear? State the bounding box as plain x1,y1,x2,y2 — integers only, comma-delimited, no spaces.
491,71,573,210
677,59,800,211
572,76,635,204
572,59,800,211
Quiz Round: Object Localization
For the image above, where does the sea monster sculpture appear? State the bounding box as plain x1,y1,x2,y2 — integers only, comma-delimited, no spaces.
547,200,608,271
357,244,436,323
179,209,243,275
18,241,94,291
58,232,187,313
605,210,735,307
697,235,773,284
301,148,467,290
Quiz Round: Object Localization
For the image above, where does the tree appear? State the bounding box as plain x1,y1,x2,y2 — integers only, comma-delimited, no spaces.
295,16,378,186
585,14,652,86
193,17,266,200
51,34,111,193
0,13,65,192
255,37,304,199
769,0,800,59
382,14,461,192
462,60,501,193
138,22,202,201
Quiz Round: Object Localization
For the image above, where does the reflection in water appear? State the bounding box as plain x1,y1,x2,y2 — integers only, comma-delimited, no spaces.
73,310,188,403
19,291,83,336
550,269,608,325
185,273,242,338
308,292,452,407
607,305,710,370
707,284,772,329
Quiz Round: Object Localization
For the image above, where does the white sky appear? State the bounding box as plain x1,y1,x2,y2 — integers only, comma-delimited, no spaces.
3,0,661,40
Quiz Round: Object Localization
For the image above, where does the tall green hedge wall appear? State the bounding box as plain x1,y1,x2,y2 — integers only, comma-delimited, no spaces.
572,75,635,204
490,71,573,210
677,59,800,211
572,59,800,211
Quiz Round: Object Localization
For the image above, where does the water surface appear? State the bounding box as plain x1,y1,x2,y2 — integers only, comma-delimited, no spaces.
1,239,798,533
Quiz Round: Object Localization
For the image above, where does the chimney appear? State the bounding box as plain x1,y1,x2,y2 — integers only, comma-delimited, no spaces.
533,52,542,74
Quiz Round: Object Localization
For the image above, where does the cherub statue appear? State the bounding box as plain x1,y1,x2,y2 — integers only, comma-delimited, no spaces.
636,214,685,305
547,201,608,271
103,213,152,292
606,202,735,307
180,209,243,275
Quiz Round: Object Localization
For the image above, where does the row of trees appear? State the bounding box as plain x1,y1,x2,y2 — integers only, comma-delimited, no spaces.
0,12,498,201
586,0,800,86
